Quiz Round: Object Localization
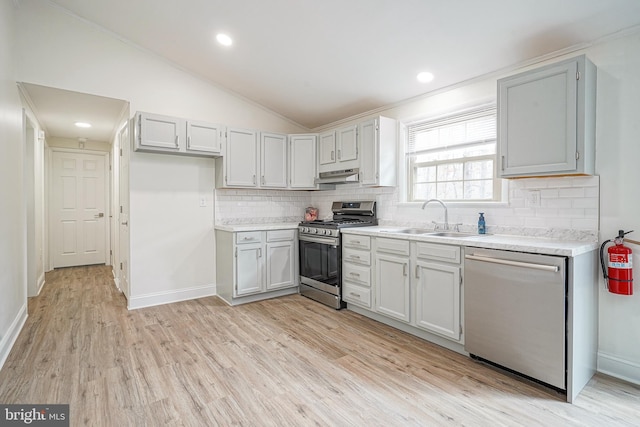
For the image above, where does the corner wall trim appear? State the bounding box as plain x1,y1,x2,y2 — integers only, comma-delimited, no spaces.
0,303,28,372
127,284,216,310
598,351,640,386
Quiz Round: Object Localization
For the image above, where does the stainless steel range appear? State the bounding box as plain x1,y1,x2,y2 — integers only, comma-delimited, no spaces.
298,201,377,309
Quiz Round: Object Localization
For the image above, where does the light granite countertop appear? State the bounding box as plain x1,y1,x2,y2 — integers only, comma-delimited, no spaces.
214,222,300,232
341,226,598,257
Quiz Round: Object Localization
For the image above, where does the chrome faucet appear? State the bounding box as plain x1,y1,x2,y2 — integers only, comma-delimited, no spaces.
422,198,448,230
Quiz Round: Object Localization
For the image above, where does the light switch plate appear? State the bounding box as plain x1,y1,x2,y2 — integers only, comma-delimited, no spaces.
199,197,207,207
525,190,541,207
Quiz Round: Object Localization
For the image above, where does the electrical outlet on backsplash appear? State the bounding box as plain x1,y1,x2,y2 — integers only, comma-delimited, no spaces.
214,176,599,241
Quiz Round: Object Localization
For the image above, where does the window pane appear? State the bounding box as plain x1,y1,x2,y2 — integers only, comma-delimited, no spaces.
464,179,493,199
437,163,463,181
415,165,436,183
414,183,436,200
437,182,463,200
464,160,494,180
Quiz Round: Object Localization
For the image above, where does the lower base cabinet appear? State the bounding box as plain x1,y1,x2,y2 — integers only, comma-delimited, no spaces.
216,228,298,305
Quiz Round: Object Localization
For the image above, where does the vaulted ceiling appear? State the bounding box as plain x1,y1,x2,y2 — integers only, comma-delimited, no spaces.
31,0,640,133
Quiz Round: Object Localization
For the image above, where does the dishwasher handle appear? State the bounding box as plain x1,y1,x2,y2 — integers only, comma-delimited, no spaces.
465,254,560,273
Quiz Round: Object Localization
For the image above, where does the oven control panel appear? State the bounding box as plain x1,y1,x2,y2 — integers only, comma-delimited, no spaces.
298,226,339,237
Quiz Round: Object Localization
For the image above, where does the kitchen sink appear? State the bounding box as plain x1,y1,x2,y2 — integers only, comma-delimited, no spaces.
424,231,489,238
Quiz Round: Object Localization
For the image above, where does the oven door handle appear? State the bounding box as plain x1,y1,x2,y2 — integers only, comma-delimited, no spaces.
299,234,340,245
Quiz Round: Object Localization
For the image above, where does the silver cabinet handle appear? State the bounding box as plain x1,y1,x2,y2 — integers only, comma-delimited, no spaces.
465,254,560,273
403,263,408,276
242,237,254,241
352,240,361,244
175,135,179,148
187,135,191,148
331,151,335,160
350,255,361,259
337,149,341,160
349,272,360,277
258,248,262,258
415,265,420,278
349,292,361,298
121,221,128,226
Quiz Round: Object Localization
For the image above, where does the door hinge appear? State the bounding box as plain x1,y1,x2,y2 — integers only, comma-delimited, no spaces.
460,325,463,335
576,71,581,80
501,155,505,171
120,262,123,270
120,205,123,214
110,249,112,256
235,248,237,257
120,148,123,156
576,151,580,160
460,275,463,285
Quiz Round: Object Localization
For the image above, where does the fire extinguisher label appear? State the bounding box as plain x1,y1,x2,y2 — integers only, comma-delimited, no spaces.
609,253,632,269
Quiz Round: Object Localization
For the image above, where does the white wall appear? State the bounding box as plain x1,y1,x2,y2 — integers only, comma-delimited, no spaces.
14,0,307,309
0,0,28,370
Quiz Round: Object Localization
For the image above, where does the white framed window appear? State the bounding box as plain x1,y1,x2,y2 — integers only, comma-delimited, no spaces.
406,105,500,202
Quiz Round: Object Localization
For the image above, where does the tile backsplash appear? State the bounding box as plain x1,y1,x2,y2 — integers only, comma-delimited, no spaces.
215,175,599,241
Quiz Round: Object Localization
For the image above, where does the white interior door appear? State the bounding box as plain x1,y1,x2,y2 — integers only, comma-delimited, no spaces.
119,124,131,299
51,150,108,268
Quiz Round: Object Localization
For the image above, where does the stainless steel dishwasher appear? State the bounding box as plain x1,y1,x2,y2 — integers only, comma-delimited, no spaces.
464,247,567,390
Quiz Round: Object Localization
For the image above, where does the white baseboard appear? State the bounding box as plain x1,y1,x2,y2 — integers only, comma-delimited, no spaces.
36,272,45,296
598,351,640,386
128,284,217,310
0,303,28,371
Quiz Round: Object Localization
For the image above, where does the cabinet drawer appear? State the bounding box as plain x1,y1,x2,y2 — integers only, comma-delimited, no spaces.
267,229,296,242
342,234,371,250
343,282,371,308
343,247,371,266
343,262,371,287
376,237,410,256
415,242,461,264
235,231,263,244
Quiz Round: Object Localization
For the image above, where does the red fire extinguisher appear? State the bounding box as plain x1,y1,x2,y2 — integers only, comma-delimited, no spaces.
600,230,634,295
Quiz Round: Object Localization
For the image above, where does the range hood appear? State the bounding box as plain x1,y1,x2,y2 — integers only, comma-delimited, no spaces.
315,168,360,185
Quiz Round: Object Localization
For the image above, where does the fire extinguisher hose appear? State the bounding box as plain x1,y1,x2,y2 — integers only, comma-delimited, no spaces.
600,239,612,284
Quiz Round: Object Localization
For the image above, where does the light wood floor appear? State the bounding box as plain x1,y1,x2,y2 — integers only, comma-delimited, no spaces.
1,266,639,426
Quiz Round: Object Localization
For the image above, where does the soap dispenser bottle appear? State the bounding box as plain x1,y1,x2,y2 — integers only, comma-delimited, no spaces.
478,212,486,234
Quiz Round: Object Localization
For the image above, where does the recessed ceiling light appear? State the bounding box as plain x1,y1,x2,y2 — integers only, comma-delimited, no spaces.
417,71,435,83
216,33,233,47
75,122,92,128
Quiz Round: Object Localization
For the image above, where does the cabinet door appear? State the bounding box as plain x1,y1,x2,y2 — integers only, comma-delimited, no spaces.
260,132,287,188
289,134,317,189
337,125,358,163
136,112,183,152
235,244,264,296
318,131,336,166
415,261,461,341
226,128,258,187
186,120,223,155
375,253,410,322
266,240,295,290
498,60,578,177
359,119,378,185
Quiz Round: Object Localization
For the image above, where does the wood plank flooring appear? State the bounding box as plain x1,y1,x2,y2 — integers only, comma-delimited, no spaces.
1,265,639,426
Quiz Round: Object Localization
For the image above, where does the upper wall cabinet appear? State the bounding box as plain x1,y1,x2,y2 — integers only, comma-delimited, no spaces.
218,127,259,187
133,111,223,157
318,124,359,173
359,116,397,187
497,55,596,178
260,132,288,188
289,134,318,189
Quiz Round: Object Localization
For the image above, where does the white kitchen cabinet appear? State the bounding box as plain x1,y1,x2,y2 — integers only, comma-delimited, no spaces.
318,130,336,167
134,111,223,157
359,116,397,187
260,132,288,188
266,230,296,290
186,119,224,155
218,127,259,187
318,125,359,173
413,242,462,341
289,134,318,189
498,55,596,177
375,238,411,323
216,228,298,305
342,236,372,308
